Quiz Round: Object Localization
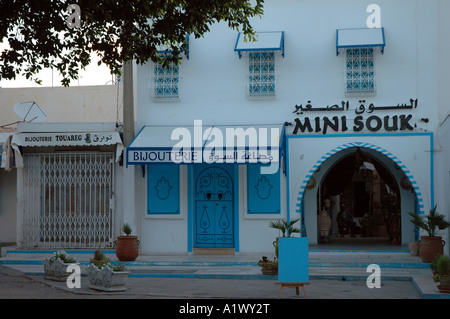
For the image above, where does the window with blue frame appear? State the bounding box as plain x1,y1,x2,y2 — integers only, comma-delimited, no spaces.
247,165,280,214
147,165,180,215
248,52,276,97
345,48,375,95
153,61,179,100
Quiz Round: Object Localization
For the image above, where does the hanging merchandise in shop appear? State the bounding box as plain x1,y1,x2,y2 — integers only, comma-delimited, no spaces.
290,98,419,134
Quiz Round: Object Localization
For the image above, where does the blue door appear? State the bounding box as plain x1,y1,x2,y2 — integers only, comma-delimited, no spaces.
194,165,234,248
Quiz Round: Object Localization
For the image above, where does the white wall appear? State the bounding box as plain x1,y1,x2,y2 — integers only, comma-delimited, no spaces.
136,0,438,131
437,0,450,255
134,0,449,252
0,85,123,126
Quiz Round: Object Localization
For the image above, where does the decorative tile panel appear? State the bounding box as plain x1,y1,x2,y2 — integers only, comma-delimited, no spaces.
147,165,180,214
247,165,280,214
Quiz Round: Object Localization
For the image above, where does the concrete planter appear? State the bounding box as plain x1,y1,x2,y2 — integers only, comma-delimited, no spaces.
43,258,79,282
86,263,130,292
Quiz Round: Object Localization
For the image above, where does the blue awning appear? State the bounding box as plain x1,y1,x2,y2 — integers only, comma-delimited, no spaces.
234,31,285,58
126,123,283,167
336,28,385,55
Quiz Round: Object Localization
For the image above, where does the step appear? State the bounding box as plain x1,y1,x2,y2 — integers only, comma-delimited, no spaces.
192,248,235,255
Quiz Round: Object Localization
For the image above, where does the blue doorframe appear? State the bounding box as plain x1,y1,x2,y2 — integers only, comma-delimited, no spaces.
188,164,238,251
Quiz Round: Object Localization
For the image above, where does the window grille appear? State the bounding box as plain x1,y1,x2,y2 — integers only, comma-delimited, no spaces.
345,48,375,95
248,52,276,97
21,152,115,248
153,61,179,100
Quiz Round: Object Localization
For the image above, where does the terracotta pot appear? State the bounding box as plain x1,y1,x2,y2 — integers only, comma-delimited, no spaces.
408,242,419,256
440,276,450,289
115,236,140,261
419,236,445,262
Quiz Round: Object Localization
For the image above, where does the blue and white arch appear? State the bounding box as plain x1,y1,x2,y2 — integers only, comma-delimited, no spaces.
286,133,434,238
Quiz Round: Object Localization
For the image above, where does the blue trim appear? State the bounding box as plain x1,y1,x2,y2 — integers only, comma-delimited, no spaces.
285,130,291,230
234,165,240,252
5,250,116,254
429,133,434,208
287,132,432,139
336,29,339,56
187,166,193,253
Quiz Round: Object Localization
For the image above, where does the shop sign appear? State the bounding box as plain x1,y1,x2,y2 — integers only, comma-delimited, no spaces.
129,148,277,164
127,120,280,166
13,132,118,147
291,98,418,134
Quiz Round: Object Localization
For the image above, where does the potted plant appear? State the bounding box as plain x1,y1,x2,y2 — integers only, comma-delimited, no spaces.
87,261,130,292
433,255,450,293
258,256,278,275
269,218,300,238
90,247,111,268
408,205,449,262
269,218,300,248
115,223,140,261
87,247,130,291
259,218,300,275
43,250,78,282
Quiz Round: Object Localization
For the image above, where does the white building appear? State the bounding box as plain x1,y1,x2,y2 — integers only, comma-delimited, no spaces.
0,85,125,246
5,0,448,256
124,0,450,255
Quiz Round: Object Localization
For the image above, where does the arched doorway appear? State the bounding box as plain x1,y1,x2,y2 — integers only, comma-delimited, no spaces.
317,147,402,246
297,141,421,248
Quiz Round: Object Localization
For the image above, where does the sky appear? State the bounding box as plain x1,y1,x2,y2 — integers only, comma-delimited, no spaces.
0,43,115,88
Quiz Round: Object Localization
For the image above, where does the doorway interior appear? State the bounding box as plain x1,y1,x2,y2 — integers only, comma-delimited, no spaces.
317,147,402,246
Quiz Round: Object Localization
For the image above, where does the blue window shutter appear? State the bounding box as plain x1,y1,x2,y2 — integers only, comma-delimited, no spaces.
147,165,180,214
247,165,280,214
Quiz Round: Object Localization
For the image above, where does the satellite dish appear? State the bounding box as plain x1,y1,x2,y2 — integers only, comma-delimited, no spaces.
13,101,47,122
